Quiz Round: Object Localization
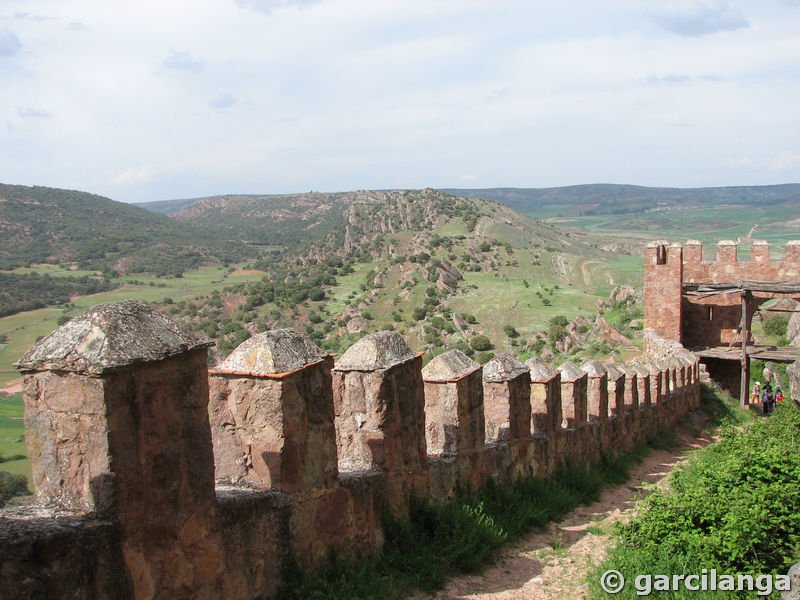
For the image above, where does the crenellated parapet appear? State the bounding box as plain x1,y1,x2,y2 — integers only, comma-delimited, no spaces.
2,301,702,600
680,239,800,283
645,239,800,346
12,300,223,599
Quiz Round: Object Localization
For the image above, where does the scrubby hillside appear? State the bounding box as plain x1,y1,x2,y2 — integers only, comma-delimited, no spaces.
156,189,643,363
0,183,252,275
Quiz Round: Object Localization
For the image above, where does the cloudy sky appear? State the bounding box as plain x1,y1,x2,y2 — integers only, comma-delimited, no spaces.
1,1,799,203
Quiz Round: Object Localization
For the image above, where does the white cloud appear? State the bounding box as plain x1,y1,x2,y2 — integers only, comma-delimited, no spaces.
17,107,53,118
650,1,750,36
235,0,322,15
0,28,22,57
162,48,204,73
646,73,692,84
770,151,800,171
0,0,798,202
111,165,156,185
209,91,237,109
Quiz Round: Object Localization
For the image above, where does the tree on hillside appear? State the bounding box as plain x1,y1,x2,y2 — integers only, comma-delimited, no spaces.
470,335,492,351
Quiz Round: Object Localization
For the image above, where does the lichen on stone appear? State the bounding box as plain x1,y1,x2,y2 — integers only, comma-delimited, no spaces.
580,360,607,378
333,331,415,372
422,349,480,382
215,329,328,375
525,357,556,382
603,363,624,381
483,352,528,383
15,300,211,375
557,361,585,382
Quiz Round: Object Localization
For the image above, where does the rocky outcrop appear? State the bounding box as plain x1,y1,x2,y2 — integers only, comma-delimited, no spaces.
788,360,800,404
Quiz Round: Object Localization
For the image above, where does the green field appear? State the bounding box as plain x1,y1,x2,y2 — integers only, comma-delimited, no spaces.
0,265,265,387
0,393,29,483
534,204,800,253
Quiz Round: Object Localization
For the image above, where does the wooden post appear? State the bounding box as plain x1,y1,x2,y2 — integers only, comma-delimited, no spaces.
740,291,749,408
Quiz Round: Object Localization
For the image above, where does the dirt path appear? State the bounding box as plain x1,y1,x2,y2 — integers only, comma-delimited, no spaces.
412,414,714,600
0,379,22,395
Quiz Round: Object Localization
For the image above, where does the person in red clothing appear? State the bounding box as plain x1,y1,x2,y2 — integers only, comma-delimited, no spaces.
776,385,784,403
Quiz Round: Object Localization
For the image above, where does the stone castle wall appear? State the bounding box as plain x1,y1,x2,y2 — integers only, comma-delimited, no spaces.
645,240,800,347
0,301,701,600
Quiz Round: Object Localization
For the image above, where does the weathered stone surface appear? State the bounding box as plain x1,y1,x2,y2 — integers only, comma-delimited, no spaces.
15,300,210,375
557,361,584,382
603,363,623,381
558,362,587,428
483,354,531,440
644,361,663,376
789,360,800,405
525,357,557,382
0,506,132,600
216,328,328,375
346,316,369,334
15,300,224,598
333,341,427,507
423,367,484,459
210,353,338,492
334,331,415,372
788,303,800,346
22,372,110,512
580,360,606,378
483,353,529,383
618,363,637,377
604,363,625,420
422,349,480,382
581,361,608,421
530,371,561,436
103,352,223,599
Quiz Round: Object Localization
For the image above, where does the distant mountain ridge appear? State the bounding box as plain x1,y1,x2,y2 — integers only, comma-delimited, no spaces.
441,183,800,216
138,183,800,219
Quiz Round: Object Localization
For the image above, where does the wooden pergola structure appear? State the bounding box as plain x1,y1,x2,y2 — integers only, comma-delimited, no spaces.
684,281,800,406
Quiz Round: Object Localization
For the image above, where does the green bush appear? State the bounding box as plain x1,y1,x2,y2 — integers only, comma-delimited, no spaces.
503,325,519,338
591,401,800,599
0,473,30,507
470,335,492,351
762,315,789,339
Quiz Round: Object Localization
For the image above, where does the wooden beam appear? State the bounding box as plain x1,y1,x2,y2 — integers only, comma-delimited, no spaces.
740,291,749,408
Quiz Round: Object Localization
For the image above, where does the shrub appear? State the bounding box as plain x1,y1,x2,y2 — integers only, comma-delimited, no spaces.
591,401,800,599
762,314,789,339
412,307,428,321
0,473,30,507
470,335,492,351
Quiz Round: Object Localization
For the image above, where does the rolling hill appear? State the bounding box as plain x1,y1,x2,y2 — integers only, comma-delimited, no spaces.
139,188,641,363
0,183,253,275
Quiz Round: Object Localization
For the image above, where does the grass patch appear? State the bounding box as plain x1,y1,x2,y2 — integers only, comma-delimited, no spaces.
0,392,30,497
278,445,648,600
